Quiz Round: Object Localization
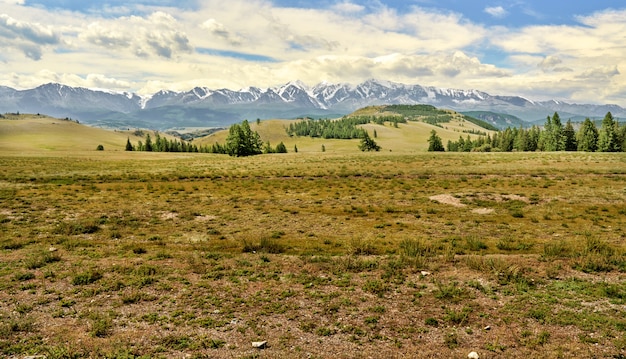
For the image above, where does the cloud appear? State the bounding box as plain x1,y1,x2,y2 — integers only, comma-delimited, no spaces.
81,11,192,58
577,66,620,79
0,14,60,60
200,18,244,45
484,6,508,18
0,0,24,4
1,70,132,90
332,1,365,14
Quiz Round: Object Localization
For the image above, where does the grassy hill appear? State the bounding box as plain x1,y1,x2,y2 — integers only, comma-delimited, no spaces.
0,114,132,152
0,114,164,153
1,106,496,154
195,105,496,153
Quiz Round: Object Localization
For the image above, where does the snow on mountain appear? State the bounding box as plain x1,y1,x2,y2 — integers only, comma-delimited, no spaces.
1,80,624,129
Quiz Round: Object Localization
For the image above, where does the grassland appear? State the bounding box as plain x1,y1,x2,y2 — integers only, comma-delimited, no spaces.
0,115,625,358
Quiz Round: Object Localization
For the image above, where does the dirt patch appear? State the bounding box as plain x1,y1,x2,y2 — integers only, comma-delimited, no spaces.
472,208,495,214
429,194,466,207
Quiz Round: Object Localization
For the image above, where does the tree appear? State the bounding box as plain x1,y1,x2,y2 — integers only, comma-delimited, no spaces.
125,138,134,151
226,120,263,157
321,144,326,152
598,112,618,152
358,132,381,151
96,144,104,151
563,119,577,151
427,130,445,152
539,112,565,151
577,118,598,152
144,133,153,152
275,142,288,153
294,144,298,153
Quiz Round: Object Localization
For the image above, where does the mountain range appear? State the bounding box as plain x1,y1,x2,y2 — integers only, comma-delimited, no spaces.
1,80,624,130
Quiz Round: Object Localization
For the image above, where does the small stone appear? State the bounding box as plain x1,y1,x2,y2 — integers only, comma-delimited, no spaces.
48,247,58,252
252,341,267,349
484,325,491,331
468,351,480,359
420,271,431,276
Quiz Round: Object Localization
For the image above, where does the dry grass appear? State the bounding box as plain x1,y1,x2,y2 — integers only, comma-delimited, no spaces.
0,144,625,357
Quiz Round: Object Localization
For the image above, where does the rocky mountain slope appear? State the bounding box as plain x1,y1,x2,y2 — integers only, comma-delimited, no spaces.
1,80,623,130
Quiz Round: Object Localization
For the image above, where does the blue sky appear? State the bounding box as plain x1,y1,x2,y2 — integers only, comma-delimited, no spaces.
2,0,626,105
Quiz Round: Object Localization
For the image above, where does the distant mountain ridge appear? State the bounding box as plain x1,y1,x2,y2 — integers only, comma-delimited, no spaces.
0,80,624,130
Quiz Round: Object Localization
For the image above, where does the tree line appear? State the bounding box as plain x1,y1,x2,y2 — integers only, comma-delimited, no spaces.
440,112,626,152
127,120,289,157
286,117,369,139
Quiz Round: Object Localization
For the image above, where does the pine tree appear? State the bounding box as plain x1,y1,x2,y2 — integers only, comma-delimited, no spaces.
144,133,153,152
226,120,263,157
563,119,577,151
427,130,445,152
358,132,381,151
598,112,618,152
125,138,134,151
275,142,288,153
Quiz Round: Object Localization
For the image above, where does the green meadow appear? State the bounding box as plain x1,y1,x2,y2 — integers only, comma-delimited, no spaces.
0,115,625,358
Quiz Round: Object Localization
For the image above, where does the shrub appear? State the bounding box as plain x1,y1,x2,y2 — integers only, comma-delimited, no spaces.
14,272,35,281
72,270,102,285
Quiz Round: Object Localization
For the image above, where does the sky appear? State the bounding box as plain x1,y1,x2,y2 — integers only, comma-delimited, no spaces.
1,0,625,105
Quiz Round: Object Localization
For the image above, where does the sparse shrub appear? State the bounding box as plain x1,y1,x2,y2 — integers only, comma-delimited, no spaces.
14,272,35,281
72,270,102,285
444,331,459,349
543,241,571,258
444,306,472,325
434,281,467,303
54,219,100,235
25,251,61,269
362,279,389,297
89,313,112,337
350,238,378,255
465,236,488,251
425,317,439,327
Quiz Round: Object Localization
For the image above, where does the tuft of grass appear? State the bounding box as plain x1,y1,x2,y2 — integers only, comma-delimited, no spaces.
72,270,102,285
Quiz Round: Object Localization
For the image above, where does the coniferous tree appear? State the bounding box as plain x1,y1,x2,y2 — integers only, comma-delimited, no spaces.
358,132,381,151
144,134,153,152
275,142,288,153
125,138,134,151
598,112,618,152
427,130,445,152
226,120,263,157
563,119,577,151
576,119,598,152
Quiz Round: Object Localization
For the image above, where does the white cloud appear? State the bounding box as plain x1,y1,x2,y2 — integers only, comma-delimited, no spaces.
332,1,365,14
1,1,626,106
0,14,60,60
484,6,508,18
200,18,245,45
80,11,192,58
577,66,620,79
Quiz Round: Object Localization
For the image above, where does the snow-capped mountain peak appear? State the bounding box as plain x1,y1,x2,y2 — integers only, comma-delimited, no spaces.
1,79,624,130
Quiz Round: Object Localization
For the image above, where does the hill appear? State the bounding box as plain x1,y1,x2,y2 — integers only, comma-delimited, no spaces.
1,105,495,154
196,105,495,153
0,114,146,152
461,111,526,130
